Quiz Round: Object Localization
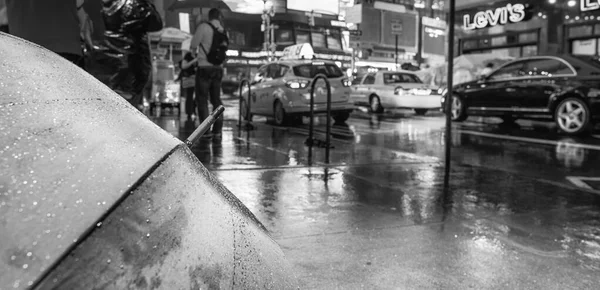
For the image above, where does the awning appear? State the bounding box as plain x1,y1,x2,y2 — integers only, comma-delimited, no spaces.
168,0,231,11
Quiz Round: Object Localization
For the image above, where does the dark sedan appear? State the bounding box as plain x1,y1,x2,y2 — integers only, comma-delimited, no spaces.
442,55,600,135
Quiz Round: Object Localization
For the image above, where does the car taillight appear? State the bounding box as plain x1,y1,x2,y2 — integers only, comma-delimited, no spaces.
286,80,310,89
341,78,352,87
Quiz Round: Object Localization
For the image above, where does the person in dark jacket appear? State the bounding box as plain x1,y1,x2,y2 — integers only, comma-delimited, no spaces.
101,0,162,110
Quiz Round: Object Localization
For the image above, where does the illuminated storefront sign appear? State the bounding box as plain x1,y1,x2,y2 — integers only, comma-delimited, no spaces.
463,3,526,30
581,0,600,11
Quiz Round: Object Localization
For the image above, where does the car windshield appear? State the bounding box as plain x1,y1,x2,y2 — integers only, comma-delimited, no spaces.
383,73,422,84
293,63,344,78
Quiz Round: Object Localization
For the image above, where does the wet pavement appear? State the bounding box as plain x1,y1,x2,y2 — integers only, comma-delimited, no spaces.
149,99,600,289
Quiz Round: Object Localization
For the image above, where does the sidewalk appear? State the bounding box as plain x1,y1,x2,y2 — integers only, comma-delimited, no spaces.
152,110,600,289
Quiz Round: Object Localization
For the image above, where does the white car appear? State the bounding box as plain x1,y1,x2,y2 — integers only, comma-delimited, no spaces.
350,71,443,115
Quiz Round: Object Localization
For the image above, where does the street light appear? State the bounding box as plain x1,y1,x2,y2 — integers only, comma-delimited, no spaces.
262,0,276,61
568,0,576,7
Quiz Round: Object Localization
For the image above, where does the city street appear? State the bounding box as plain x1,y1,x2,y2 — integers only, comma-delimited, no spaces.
150,98,600,289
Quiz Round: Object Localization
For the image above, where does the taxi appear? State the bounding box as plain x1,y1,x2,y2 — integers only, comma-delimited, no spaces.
350,70,442,115
240,44,354,125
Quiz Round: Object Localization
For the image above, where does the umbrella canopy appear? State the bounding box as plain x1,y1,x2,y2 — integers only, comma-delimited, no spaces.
149,27,192,43
0,32,297,289
168,0,231,11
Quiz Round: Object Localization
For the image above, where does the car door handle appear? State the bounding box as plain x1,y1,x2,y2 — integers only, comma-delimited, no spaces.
505,88,516,92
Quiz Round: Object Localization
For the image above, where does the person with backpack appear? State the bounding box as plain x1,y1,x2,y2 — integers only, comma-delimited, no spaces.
190,8,229,140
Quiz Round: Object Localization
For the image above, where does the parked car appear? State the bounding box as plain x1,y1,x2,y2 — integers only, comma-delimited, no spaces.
442,55,600,135
0,32,297,289
350,70,443,115
240,44,354,126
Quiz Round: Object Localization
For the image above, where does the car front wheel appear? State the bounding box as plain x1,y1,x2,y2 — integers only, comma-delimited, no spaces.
450,95,467,122
554,97,591,135
273,100,287,126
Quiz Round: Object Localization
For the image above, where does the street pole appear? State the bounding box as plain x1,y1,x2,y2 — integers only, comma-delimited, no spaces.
395,35,398,70
443,0,456,188
416,10,423,66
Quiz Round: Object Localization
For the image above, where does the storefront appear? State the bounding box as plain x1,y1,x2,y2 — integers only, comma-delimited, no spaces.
563,1,600,55
455,0,600,57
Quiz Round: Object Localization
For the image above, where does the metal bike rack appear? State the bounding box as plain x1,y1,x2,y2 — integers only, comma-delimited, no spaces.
238,79,256,132
305,74,334,164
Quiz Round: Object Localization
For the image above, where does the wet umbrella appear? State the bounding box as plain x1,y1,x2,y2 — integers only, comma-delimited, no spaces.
168,0,232,11
0,32,297,289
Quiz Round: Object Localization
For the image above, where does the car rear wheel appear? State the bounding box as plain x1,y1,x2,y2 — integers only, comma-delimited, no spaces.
333,111,350,123
240,99,253,121
370,95,384,113
554,97,591,135
274,100,287,126
450,95,467,122
414,109,428,115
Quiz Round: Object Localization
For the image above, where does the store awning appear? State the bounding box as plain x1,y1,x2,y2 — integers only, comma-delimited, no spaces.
168,0,231,11
149,27,192,43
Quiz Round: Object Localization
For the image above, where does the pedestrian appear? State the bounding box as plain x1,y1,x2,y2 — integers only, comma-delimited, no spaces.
190,8,229,140
179,50,198,121
5,0,93,69
100,0,162,111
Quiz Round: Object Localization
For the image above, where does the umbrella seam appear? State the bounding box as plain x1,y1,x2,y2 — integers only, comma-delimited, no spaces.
29,143,184,289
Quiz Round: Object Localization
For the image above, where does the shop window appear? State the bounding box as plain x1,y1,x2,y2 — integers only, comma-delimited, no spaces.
506,34,519,45
572,39,597,55
491,36,507,46
568,25,593,38
518,32,538,43
522,59,575,76
489,47,520,58
276,29,295,46
311,32,326,48
522,45,538,57
296,30,310,44
479,38,491,48
327,34,342,50
595,24,600,35
462,40,478,50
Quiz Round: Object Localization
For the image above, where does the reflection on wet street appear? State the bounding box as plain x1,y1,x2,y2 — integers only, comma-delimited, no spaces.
150,100,600,289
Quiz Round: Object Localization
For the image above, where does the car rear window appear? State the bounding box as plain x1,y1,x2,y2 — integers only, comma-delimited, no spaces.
293,63,344,78
571,55,600,70
383,73,422,84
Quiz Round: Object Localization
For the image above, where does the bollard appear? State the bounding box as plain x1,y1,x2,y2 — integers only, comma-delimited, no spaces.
305,74,333,164
238,79,255,132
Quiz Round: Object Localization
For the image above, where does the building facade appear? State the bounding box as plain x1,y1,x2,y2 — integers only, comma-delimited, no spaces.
345,0,448,73
454,0,600,57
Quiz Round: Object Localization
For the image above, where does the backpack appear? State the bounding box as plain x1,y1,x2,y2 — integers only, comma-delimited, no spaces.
199,22,229,66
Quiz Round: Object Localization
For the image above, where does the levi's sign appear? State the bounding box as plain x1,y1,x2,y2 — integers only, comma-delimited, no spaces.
463,3,526,30
581,0,600,11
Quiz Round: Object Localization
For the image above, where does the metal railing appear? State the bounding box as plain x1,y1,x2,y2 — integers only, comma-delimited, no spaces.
238,79,255,134
305,74,333,164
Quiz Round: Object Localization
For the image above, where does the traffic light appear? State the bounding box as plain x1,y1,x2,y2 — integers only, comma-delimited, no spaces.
307,15,315,26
